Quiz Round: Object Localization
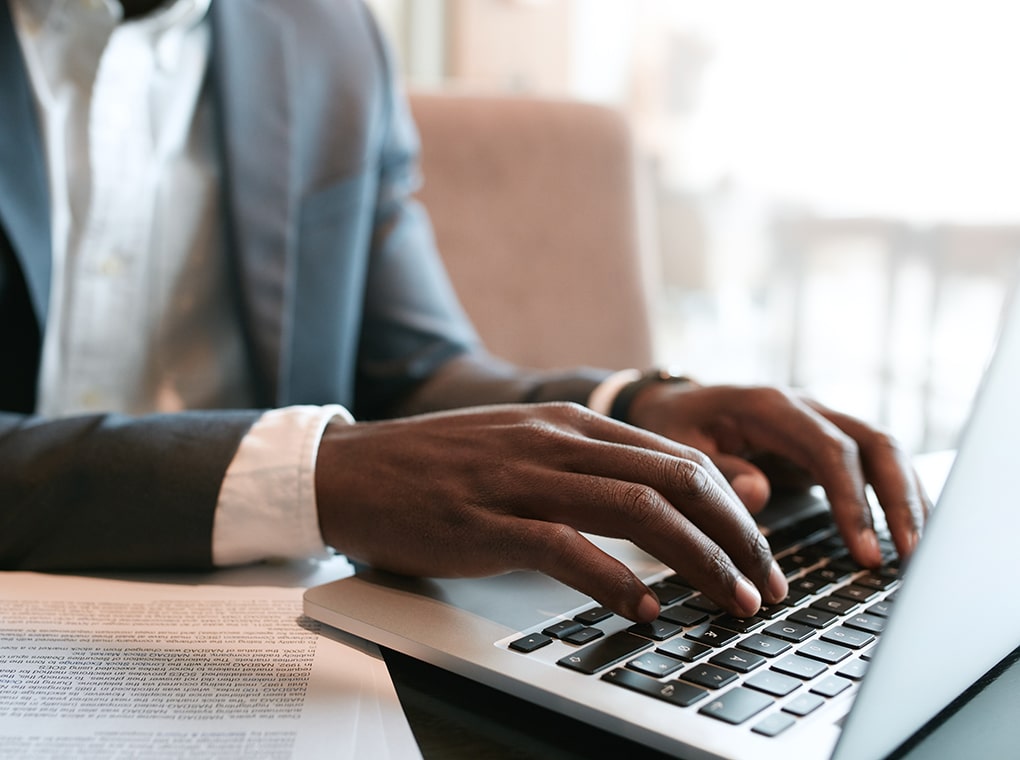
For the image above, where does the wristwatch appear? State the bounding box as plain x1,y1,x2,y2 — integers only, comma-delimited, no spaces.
609,369,693,423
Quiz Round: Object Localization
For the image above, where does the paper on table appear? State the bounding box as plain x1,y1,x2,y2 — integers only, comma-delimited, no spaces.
0,572,422,760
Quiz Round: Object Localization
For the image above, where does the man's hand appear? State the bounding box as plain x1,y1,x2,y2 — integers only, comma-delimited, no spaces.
626,383,931,567
315,403,788,622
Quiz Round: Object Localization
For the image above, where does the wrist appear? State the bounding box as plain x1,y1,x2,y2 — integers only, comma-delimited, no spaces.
609,369,695,425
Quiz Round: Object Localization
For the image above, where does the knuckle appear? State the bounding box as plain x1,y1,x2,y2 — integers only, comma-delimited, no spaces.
614,481,664,529
670,459,714,501
748,529,775,572
541,400,593,423
524,402,598,442
536,522,581,565
750,385,793,410
824,429,860,468
702,542,734,585
868,429,903,457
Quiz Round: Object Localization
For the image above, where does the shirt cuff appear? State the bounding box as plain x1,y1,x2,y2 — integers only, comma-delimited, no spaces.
212,404,355,566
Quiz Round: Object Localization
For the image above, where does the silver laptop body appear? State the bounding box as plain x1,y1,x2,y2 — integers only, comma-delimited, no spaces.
305,291,1020,760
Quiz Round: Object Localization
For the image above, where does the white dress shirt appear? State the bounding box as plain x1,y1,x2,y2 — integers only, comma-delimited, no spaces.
11,0,346,564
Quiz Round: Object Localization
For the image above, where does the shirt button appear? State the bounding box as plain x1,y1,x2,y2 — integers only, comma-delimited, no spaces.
100,256,124,276
80,390,105,410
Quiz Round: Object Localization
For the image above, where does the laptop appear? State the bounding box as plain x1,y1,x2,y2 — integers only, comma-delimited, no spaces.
304,288,1020,760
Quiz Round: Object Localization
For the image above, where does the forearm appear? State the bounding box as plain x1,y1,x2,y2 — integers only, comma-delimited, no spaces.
0,410,259,571
385,351,613,418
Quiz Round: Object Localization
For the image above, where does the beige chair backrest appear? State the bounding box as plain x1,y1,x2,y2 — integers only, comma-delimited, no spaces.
409,92,655,371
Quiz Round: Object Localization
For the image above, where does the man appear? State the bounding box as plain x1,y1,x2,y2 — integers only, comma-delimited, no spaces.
0,0,928,625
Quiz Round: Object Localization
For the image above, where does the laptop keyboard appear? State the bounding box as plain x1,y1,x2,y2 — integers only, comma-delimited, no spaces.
504,513,901,738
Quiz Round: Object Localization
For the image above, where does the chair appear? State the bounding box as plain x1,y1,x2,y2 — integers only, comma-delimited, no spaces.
408,91,656,371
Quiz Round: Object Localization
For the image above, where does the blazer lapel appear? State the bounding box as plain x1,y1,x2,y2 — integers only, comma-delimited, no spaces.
209,2,297,405
0,0,52,326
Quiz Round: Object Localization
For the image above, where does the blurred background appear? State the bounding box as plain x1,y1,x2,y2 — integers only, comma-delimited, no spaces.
366,0,1020,455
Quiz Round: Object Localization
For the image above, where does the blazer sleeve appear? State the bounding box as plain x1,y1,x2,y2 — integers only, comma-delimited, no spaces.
0,409,260,570
351,7,481,419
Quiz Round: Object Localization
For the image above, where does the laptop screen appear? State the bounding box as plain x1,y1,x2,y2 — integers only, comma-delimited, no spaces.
833,287,1020,759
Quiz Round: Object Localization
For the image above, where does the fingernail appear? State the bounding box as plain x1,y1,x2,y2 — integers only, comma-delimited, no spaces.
636,593,660,622
859,529,882,566
904,528,921,556
767,561,788,603
733,576,762,617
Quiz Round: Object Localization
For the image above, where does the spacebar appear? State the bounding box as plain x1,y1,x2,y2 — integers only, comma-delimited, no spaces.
556,631,652,675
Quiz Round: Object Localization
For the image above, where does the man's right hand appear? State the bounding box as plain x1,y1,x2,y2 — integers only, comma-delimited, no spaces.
314,402,788,622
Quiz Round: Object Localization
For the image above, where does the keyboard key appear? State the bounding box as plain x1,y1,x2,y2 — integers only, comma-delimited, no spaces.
698,687,774,725
543,620,584,639
649,580,695,605
821,626,876,649
628,651,684,677
782,587,813,606
787,607,838,629
682,664,739,690
868,599,894,617
797,640,853,664
575,606,613,625
813,565,853,584
843,613,886,635
563,627,604,645
709,648,766,673
811,595,860,615
779,552,818,575
737,634,792,658
686,596,724,614
714,614,765,634
745,670,802,697
657,638,712,662
878,564,902,581
828,557,862,575
755,602,789,620
763,620,816,643
766,513,835,553
783,692,826,716
772,654,828,680
836,659,869,681
602,668,708,707
557,631,651,675
833,585,880,603
752,712,796,737
685,624,739,648
855,572,897,591
811,675,852,698
628,619,683,641
791,573,832,596
659,604,709,627
509,633,553,653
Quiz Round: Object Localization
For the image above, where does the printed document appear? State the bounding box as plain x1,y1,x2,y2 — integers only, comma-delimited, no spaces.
0,571,421,759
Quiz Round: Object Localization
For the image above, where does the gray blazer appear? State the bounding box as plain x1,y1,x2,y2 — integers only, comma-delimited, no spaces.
0,0,479,570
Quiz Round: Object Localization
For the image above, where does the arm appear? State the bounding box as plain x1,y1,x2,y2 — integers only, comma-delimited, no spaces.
306,9,922,622
0,410,259,570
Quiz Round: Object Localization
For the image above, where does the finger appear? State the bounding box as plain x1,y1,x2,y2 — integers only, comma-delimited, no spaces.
712,453,771,514
544,403,746,506
496,517,661,622
807,403,929,559
514,462,786,614
722,388,883,566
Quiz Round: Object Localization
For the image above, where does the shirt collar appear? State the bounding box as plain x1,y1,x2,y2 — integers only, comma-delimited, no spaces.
14,0,210,38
